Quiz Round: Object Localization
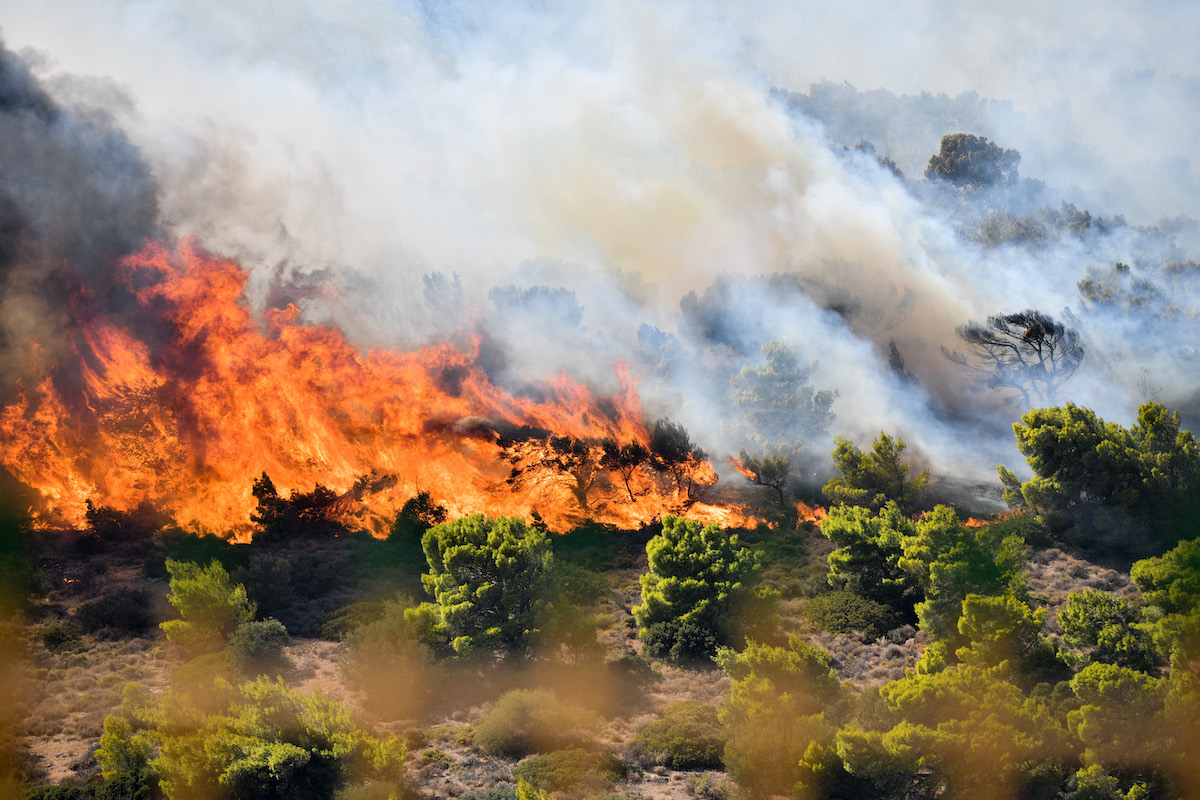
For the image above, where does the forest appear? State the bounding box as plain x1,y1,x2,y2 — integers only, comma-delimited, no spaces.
2,2,1200,800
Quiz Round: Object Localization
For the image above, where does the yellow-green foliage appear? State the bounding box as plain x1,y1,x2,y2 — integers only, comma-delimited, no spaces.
716,637,843,798
474,689,599,758
160,559,255,656
631,700,723,770
823,432,929,513
104,675,407,800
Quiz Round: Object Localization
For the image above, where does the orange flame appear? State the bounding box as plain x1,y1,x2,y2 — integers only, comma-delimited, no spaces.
0,239,756,537
796,501,828,525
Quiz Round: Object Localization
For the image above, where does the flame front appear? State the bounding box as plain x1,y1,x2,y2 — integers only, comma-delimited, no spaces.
1,239,752,537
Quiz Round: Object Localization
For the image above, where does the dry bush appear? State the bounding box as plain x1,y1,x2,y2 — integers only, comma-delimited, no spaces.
474,689,601,758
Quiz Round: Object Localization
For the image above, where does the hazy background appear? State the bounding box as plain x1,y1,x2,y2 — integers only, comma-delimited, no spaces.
1,0,1197,500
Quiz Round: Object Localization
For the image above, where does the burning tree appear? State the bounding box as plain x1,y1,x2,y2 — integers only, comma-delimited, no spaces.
734,450,791,504
600,438,649,503
501,428,607,513
648,419,716,504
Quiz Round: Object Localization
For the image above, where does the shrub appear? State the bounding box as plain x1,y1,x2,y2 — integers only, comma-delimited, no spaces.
318,600,388,641
511,749,627,797
74,590,155,637
341,599,439,719
226,618,290,673
803,590,901,640
160,559,255,656
85,500,167,542
686,774,729,800
37,622,84,653
24,786,87,800
632,700,723,770
335,780,415,800
459,789,518,800
92,767,155,800
474,689,599,758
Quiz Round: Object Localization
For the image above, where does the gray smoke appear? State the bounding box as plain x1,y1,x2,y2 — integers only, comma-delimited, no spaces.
1,1,1197,502
0,38,158,395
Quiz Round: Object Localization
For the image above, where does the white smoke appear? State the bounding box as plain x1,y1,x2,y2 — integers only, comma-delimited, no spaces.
1,0,1196,499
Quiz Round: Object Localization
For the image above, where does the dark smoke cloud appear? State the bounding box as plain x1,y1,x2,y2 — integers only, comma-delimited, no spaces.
0,38,158,393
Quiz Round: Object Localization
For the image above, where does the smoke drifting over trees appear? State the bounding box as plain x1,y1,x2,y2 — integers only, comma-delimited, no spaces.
0,0,1199,502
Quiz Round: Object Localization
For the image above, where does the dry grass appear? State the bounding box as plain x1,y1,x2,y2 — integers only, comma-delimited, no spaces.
1025,546,1141,638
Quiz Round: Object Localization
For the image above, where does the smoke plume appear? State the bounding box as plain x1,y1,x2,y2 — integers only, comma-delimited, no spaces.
0,1,1197,518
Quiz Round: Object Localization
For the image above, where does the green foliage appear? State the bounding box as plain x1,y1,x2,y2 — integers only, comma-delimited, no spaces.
473,689,599,758
36,621,85,653
0,477,38,616
925,133,1020,188
716,637,843,797
823,431,929,513
730,339,837,462
736,450,791,504
458,789,518,800
142,676,407,800
340,597,440,719
1058,589,1159,671
1131,536,1200,615
684,774,729,800
847,662,1072,798
96,714,152,779
319,600,388,642
820,502,921,617
91,768,155,800
633,516,774,664
631,700,723,770
251,471,360,540
160,559,256,656
552,563,609,608
955,593,1069,683
803,590,901,640
23,786,87,799
1130,537,1200,657
511,748,627,797
896,505,1027,642
227,618,291,674
421,514,553,659
1068,662,1166,777
1003,402,1200,552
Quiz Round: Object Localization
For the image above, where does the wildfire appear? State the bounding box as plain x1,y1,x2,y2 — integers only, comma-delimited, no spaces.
796,501,828,525
0,239,757,537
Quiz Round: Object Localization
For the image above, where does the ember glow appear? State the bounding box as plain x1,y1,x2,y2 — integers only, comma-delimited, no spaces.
0,239,756,536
